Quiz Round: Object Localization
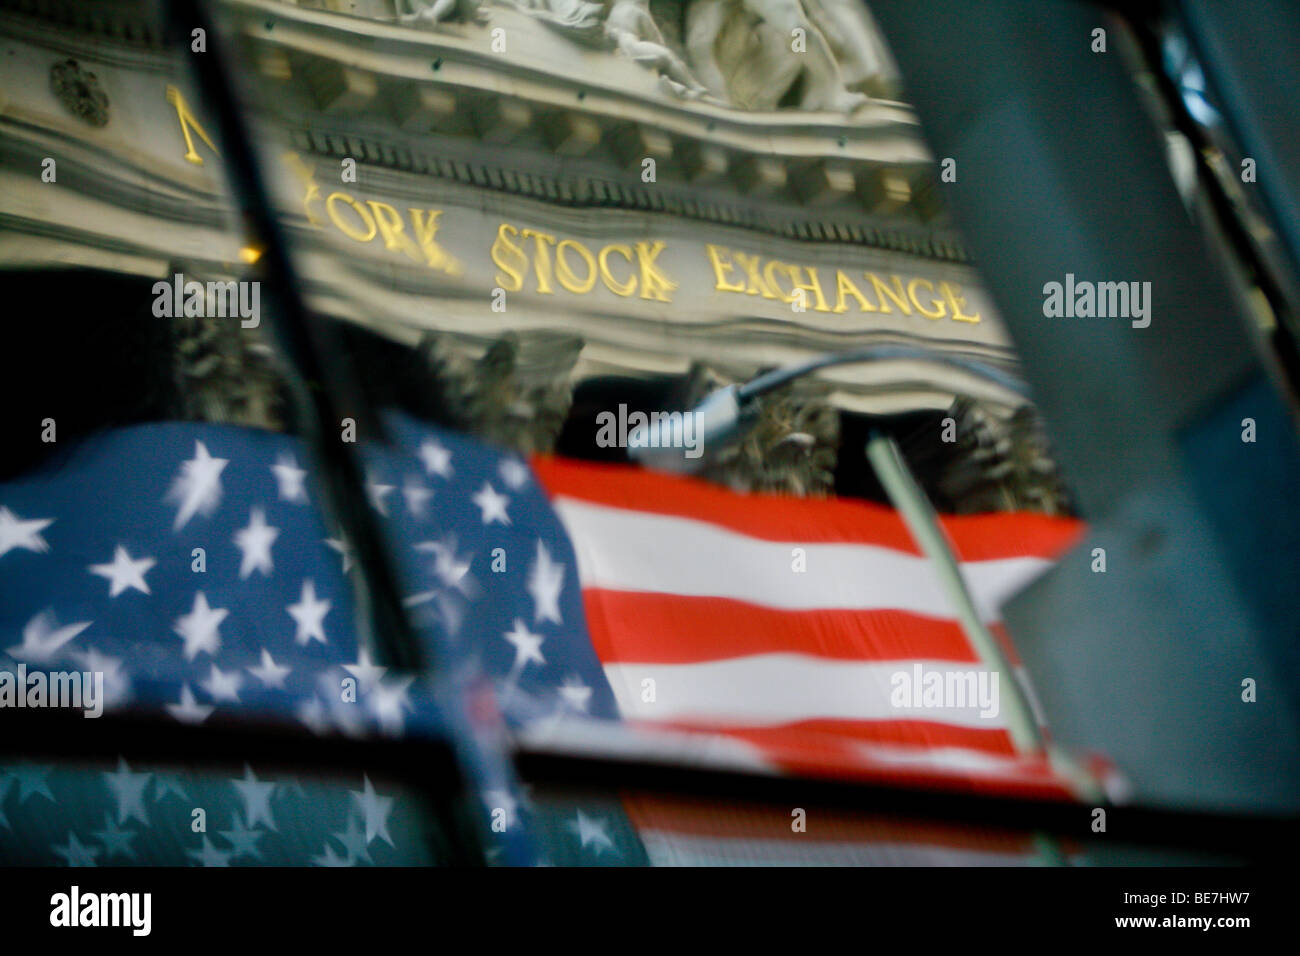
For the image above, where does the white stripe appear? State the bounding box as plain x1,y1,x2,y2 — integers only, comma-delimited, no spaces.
604,656,1009,729
638,831,1039,867
554,498,1050,621
851,743,1041,775
511,713,774,773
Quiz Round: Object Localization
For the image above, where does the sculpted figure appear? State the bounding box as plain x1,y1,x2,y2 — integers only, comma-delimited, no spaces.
803,0,900,98
685,0,872,112
605,0,708,98
395,0,489,25
508,0,609,46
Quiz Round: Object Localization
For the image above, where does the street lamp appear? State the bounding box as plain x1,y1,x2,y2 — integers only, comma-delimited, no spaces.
626,345,1032,473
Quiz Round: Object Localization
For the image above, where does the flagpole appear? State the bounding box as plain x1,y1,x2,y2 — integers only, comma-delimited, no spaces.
864,431,1041,753
863,429,1103,801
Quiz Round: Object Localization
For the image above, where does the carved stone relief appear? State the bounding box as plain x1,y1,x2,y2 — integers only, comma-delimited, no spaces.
383,0,899,112
49,58,110,127
395,0,491,25
419,329,584,454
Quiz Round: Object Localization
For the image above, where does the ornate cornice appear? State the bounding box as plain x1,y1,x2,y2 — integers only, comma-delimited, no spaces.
0,0,968,263
0,0,165,57
284,123,967,262
225,0,964,259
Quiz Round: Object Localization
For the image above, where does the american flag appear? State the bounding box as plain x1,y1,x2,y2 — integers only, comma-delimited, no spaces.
0,413,615,864
0,413,617,738
531,456,1115,800
0,421,374,733
0,412,1110,866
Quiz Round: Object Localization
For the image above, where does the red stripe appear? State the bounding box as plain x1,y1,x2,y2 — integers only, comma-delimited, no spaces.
583,591,981,664
534,455,920,550
646,717,1018,757
532,455,1084,559
624,720,1077,800
632,721,1075,799
943,510,1085,562
621,792,1043,851
766,751,1077,801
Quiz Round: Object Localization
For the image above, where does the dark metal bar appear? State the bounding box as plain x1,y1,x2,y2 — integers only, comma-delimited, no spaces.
5,709,1294,864
1,710,484,866
162,0,423,675
509,746,1296,864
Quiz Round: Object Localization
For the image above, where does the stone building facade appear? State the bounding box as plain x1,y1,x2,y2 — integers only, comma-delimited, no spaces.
0,0,1071,512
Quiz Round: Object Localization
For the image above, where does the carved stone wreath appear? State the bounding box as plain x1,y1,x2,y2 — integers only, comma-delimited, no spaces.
50,58,110,127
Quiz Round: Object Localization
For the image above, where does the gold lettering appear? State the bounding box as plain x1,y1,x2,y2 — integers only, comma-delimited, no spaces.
522,229,558,294
166,85,218,166
410,208,463,275
705,244,746,293
734,251,778,299
490,223,527,291
555,239,597,294
367,201,422,262
868,273,912,315
326,192,377,243
283,153,322,225
635,241,677,302
763,260,796,303
833,270,876,313
907,278,947,319
599,244,637,297
940,281,981,323
788,266,832,313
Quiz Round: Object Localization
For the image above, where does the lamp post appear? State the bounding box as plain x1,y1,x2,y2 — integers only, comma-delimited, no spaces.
627,345,1032,473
